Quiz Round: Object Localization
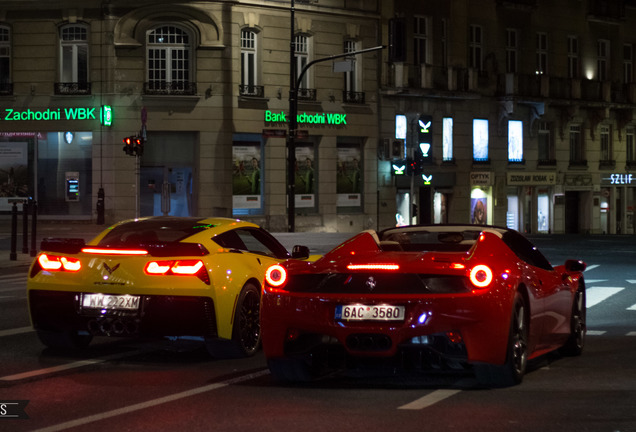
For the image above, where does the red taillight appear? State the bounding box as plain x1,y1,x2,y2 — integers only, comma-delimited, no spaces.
82,247,149,255
265,264,287,288
144,260,209,284
37,253,82,272
469,264,493,288
346,264,400,270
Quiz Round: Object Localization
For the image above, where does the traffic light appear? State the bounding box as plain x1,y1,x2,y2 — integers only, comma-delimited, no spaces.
134,136,144,156
122,136,134,155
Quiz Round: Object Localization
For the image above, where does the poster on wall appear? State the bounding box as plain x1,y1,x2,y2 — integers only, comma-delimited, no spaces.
336,144,361,207
232,143,262,209
0,141,29,211
471,197,487,225
294,143,315,208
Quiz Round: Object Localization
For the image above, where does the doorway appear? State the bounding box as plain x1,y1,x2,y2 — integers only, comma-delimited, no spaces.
140,166,192,217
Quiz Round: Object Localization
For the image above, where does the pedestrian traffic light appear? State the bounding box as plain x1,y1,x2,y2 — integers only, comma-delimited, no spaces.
122,136,144,156
134,136,144,156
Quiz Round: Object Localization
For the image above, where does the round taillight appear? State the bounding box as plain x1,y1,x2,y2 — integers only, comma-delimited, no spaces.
469,265,493,288
265,264,287,287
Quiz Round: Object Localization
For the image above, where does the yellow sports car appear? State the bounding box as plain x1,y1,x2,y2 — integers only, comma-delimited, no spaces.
27,216,310,358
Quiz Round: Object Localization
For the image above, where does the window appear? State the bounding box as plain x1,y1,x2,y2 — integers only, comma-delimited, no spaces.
536,32,548,75
627,127,635,163
441,19,448,67
567,36,579,79
413,16,430,65
146,25,194,95
473,119,489,162
469,25,483,70
0,25,10,94
600,124,612,162
569,124,584,164
508,120,523,163
343,40,363,103
624,44,633,84
506,29,518,74
240,29,262,97
442,117,453,162
57,24,89,94
537,121,555,163
597,39,609,81
295,34,314,100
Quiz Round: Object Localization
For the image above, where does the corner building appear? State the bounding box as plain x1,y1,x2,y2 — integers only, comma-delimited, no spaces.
0,1,386,232
380,0,636,234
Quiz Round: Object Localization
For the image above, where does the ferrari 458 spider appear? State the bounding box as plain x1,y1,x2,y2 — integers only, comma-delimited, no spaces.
27,216,309,358
261,225,587,386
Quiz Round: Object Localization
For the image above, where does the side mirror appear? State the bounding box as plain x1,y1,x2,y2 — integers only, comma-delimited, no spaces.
291,245,310,259
565,259,586,273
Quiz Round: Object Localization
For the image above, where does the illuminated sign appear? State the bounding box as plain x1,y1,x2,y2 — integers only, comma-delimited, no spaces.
422,174,432,185
417,115,433,162
264,110,347,125
392,162,406,175
100,105,113,126
1,107,100,122
602,173,636,185
395,115,407,139
507,172,556,186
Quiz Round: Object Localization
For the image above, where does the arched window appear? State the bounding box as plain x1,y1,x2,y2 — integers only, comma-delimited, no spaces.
57,23,90,94
0,25,11,94
145,25,194,95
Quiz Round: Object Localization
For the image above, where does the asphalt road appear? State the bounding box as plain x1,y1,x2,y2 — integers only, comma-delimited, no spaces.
1,233,636,431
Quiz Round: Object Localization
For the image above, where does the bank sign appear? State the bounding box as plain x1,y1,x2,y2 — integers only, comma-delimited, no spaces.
1,106,113,126
264,110,347,125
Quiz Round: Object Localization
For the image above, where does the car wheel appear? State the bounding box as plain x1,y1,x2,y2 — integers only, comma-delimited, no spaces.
206,282,261,358
36,329,93,349
267,357,313,383
475,292,528,387
560,285,586,356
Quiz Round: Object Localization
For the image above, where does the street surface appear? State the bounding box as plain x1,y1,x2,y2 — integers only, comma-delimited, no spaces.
1,229,636,431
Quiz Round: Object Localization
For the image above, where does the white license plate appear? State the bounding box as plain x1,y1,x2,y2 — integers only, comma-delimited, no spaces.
335,305,405,321
82,294,140,311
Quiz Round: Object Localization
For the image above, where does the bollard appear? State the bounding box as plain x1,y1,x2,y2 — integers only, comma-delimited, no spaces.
30,201,38,257
9,201,17,261
22,200,29,254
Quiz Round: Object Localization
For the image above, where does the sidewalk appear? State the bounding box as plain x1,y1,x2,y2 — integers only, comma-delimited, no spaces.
0,217,353,270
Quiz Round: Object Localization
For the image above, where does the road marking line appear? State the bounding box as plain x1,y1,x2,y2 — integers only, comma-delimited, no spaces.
398,389,461,410
627,332,636,336
584,279,607,284
586,330,606,335
0,348,153,382
0,326,33,337
30,369,269,432
586,287,624,308
627,280,636,284
585,264,600,272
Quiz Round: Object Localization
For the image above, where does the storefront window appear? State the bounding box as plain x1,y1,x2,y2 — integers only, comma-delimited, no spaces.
537,194,549,233
294,143,317,211
470,188,490,225
336,140,363,211
232,138,264,216
473,119,489,162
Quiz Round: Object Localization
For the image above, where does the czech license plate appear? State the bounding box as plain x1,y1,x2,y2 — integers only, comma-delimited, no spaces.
335,305,405,321
82,293,140,310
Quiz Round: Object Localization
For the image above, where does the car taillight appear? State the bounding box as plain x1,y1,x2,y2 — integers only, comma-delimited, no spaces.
469,264,493,288
144,259,209,284
37,253,82,272
265,264,288,289
346,264,400,270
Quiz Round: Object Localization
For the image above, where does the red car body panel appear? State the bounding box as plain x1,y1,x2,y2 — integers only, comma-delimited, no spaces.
261,227,585,374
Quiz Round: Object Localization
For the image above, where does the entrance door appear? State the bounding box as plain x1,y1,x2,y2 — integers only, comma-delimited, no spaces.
564,191,580,234
140,166,192,217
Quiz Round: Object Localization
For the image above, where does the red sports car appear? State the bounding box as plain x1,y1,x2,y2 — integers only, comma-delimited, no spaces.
261,225,587,387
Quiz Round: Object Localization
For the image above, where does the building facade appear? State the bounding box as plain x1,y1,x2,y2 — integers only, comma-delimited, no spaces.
380,0,636,234
2,0,636,234
0,0,387,232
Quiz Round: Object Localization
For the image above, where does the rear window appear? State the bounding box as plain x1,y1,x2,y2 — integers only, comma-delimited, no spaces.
97,218,211,247
378,229,482,252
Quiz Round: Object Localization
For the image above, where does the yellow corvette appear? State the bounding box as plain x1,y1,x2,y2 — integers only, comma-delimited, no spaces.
27,217,309,358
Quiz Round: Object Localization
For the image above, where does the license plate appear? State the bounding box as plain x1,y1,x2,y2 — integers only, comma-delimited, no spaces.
335,305,405,321
82,294,140,311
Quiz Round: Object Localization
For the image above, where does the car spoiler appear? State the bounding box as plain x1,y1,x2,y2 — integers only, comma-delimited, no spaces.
40,237,210,257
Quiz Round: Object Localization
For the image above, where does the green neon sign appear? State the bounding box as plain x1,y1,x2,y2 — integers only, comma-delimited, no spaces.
100,105,113,126
264,110,347,125
0,106,113,123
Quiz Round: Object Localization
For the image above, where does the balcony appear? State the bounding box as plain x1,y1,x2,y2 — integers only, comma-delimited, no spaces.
239,84,264,98
588,0,625,22
54,82,91,96
343,91,365,104
297,88,317,102
144,81,196,96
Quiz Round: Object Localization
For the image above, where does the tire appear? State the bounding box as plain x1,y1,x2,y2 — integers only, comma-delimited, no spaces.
268,357,313,383
475,292,528,387
36,329,93,349
206,282,261,358
560,285,586,356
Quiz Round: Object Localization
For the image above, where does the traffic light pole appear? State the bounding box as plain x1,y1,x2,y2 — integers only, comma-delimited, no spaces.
286,29,385,231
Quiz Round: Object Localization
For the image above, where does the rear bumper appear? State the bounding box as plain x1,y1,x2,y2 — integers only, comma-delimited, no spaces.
261,290,513,367
28,289,217,338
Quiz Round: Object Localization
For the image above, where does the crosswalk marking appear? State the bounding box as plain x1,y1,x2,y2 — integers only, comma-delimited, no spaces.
585,264,600,272
586,287,624,308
